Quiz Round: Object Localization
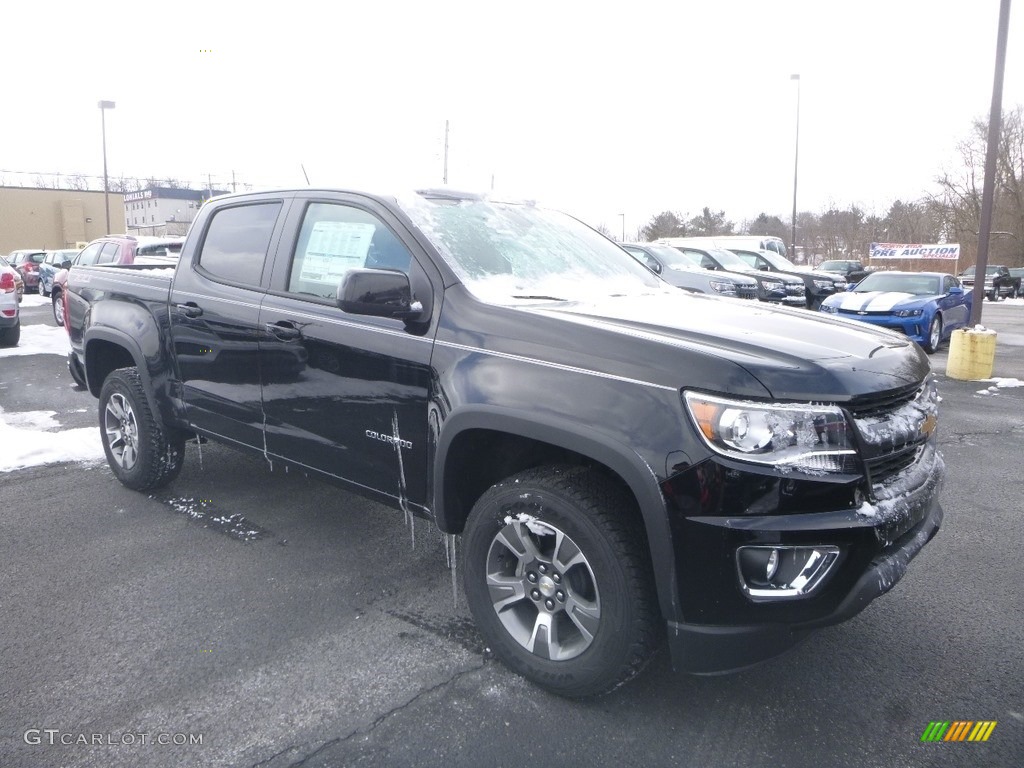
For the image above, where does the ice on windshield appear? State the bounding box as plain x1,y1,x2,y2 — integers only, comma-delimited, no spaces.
855,274,941,295
398,195,666,303
709,248,752,271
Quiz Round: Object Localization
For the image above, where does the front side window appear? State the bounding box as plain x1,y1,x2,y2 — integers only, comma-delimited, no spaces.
197,202,282,286
287,203,411,300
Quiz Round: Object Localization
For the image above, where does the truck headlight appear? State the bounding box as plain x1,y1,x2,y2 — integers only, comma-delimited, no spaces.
812,279,834,290
761,278,783,288
683,392,857,473
709,280,738,296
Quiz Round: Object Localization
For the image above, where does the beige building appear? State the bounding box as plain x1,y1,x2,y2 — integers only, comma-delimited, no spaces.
0,187,125,254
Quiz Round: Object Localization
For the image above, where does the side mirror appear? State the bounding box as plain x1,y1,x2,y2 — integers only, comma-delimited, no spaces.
652,262,663,274
948,286,964,295
337,268,425,320
61,260,73,270
846,284,856,291
758,264,770,270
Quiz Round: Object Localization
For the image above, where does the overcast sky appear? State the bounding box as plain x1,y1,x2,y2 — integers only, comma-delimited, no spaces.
3,1,1022,235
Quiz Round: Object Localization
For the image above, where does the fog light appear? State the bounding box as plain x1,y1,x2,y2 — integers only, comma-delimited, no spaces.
765,548,779,580
736,545,840,600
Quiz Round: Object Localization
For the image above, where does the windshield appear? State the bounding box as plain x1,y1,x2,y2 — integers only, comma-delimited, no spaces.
705,248,751,271
399,196,666,303
854,272,941,295
756,250,800,271
960,266,999,276
818,261,851,271
649,244,701,268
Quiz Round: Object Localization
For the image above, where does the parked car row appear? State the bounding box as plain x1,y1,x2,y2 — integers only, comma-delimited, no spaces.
49,235,183,326
645,237,844,308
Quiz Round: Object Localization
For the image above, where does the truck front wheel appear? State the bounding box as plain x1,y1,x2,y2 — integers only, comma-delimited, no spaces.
98,367,185,491
463,465,659,697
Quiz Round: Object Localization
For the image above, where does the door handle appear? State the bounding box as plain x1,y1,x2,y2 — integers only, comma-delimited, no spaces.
175,302,203,318
265,321,301,341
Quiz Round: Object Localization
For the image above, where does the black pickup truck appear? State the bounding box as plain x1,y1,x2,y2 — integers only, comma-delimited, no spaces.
66,189,944,697
959,264,1022,300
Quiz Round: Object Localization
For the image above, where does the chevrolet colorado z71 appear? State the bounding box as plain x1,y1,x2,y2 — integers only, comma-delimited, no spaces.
66,189,944,696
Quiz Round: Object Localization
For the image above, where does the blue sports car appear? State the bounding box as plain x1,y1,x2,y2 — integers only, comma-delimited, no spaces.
818,270,972,353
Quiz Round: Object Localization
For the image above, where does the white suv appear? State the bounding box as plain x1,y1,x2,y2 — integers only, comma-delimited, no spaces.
0,255,21,347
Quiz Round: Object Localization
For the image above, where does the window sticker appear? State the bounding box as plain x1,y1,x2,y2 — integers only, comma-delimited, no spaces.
299,221,376,284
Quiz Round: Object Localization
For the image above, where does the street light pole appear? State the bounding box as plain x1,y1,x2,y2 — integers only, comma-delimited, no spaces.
98,100,116,234
790,74,800,261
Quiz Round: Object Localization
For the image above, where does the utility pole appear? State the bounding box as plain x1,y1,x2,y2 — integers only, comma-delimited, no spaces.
970,0,1012,327
443,120,449,185
231,170,237,193
790,74,800,261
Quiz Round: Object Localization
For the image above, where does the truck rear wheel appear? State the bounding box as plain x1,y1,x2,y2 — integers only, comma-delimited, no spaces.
98,367,185,491
463,465,659,697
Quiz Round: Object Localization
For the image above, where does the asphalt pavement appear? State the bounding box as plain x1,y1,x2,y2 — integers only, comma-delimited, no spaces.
1,296,1021,768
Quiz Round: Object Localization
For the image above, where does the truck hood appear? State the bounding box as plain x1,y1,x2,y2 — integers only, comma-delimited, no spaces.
525,291,928,400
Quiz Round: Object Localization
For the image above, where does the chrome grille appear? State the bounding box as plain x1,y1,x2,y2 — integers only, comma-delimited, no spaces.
845,380,938,485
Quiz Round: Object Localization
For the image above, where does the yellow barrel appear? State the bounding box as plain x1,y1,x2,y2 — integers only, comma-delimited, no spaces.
946,328,997,380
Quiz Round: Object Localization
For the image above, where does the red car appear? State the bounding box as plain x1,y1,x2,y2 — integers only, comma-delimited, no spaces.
51,235,183,326
6,249,47,291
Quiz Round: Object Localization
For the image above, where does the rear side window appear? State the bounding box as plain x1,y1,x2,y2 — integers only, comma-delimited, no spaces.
198,203,282,286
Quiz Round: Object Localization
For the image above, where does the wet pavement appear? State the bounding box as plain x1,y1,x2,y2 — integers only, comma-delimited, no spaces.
1,299,1022,767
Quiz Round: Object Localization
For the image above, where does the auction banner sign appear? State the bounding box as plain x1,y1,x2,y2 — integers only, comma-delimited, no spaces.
869,242,960,260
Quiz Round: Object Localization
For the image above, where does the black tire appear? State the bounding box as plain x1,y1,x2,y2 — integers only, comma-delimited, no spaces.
987,290,996,302
98,367,185,491
52,289,64,326
923,315,942,354
463,465,659,697
0,320,20,348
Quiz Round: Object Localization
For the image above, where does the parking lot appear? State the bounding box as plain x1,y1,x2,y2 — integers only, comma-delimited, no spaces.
2,295,1022,768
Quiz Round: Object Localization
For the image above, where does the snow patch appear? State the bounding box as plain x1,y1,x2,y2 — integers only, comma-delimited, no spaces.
503,511,553,537
0,404,104,472
20,294,50,308
0,323,71,357
856,501,878,518
981,377,1024,389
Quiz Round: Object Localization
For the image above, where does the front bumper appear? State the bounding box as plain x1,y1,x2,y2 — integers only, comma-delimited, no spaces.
660,440,943,674
828,311,928,345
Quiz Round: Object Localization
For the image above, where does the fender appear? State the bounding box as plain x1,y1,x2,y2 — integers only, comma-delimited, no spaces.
83,325,177,433
434,406,681,622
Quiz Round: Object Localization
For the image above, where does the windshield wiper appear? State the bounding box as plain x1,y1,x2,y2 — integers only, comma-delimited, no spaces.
511,295,568,302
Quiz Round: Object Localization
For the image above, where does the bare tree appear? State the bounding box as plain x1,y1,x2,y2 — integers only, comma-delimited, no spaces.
66,173,90,191
931,105,1024,267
